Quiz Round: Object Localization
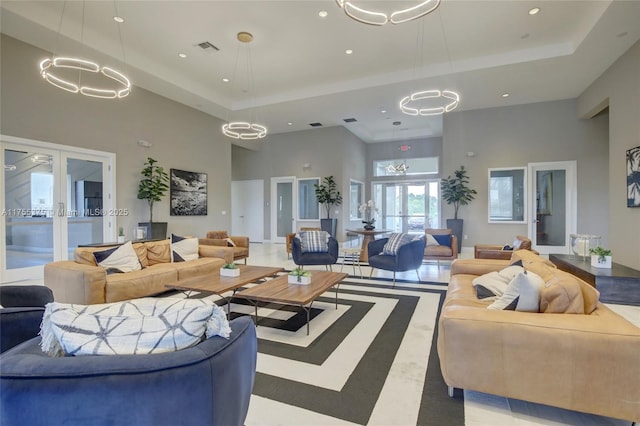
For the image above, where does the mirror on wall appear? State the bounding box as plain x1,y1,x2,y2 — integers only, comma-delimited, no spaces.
488,167,526,223
349,179,364,220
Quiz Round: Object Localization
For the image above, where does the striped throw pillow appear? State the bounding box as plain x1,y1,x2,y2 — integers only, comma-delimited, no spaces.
382,233,415,255
299,230,329,253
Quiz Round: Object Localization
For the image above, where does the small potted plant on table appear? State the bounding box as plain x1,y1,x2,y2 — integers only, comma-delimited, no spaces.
117,227,125,243
220,263,240,277
589,246,612,269
289,267,311,285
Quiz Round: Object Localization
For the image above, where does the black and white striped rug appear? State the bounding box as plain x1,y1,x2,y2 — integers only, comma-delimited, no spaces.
161,274,464,425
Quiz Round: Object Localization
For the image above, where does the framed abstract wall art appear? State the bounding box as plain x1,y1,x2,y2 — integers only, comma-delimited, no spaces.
627,145,640,207
170,169,208,215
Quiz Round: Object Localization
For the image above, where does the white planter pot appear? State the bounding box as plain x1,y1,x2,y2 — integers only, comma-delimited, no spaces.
591,255,612,269
117,236,125,243
220,268,240,277
288,274,311,285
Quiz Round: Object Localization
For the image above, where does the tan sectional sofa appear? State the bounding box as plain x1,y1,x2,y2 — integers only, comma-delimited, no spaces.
199,231,250,264
44,239,225,305
438,251,640,422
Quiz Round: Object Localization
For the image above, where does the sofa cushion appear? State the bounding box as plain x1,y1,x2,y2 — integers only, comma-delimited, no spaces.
511,249,557,268
299,231,329,253
487,271,544,312
424,245,453,257
40,298,231,357
171,234,199,262
433,234,451,246
145,239,172,265
93,242,142,274
540,274,585,314
426,234,440,246
382,233,415,255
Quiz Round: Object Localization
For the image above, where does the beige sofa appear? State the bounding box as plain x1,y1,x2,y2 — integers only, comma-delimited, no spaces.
44,239,225,305
438,251,640,422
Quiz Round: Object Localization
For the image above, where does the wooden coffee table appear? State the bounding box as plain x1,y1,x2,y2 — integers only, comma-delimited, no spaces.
165,265,284,314
234,271,348,335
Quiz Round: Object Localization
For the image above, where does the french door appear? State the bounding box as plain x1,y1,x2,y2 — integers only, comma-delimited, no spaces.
528,161,577,254
1,135,115,283
373,181,440,235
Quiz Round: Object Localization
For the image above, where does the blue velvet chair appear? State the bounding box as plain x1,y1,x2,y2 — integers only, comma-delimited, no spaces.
0,316,257,426
292,235,339,270
0,285,54,353
368,236,426,285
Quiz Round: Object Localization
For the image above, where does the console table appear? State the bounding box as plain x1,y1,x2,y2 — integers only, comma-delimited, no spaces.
549,254,640,306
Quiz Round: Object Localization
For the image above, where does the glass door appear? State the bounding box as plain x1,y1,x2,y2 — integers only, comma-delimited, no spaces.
528,161,577,254
374,181,438,235
270,176,296,243
2,137,115,283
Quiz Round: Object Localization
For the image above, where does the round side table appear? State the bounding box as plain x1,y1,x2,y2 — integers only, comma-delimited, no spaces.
340,247,363,278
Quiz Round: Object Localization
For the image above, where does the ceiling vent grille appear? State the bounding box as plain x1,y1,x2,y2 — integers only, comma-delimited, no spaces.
343,118,357,123
309,122,323,127
196,41,220,52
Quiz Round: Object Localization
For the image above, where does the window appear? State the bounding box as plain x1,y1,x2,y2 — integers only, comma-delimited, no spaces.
488,167,526,223
298,178,319,220
349,179,364,220
30,172,54,217
373,156,438,177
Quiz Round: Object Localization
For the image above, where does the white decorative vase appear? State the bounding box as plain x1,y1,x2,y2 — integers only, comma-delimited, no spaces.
117,236,125,243
220,268,240,277
288,274,311,285
591,255,612,269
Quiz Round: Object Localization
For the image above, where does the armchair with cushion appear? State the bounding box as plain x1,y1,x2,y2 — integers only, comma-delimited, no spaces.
286,227,321,259
291,231,339,270
0,285,54,353
424,229,458,265
474,235,536,260
199,230,250,264
368,234,426,285
0,315,257,426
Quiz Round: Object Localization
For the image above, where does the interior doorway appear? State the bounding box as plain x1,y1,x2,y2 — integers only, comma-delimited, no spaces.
231,179,264,243
372,181,440,235
270,176,296,243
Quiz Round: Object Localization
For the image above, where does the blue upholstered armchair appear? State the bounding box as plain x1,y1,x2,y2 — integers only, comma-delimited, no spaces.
292,235,339,270
0,316,257,426
0,285,54,353
368,236,426,285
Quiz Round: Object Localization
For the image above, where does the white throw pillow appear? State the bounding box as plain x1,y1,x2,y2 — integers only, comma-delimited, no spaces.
487,271,544,312
40,298,231,357
93,241,141,273
425,234,440,246
472,264,524,298
171,234,199,262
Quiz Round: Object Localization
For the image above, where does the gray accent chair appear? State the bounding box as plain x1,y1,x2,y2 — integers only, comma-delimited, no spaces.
0,285,54,353
292,235,339,270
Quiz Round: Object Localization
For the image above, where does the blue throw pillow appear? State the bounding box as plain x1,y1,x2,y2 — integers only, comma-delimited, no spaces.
433,234,451,246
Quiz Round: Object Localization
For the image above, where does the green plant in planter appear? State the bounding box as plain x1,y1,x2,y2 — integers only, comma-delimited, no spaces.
314,176,343,219
222,263,239,269
118,227,125,237
441,165,477,219
289,267,310,283
137,157,169,224
589,246,612,263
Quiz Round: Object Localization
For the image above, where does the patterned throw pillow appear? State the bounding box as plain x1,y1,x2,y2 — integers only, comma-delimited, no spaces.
382,233,415,255
299,230,329,253
425,234,440,246
93,241,142,274
171,234,199,262
432,234,451,247
40,298,231,357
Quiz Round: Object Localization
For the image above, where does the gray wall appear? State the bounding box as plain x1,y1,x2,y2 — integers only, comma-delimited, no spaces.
442,98,610,249
232,126,366,241
1,35,232,239
578,39,640,269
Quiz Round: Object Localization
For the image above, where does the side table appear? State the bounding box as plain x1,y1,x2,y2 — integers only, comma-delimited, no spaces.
340,248,363,278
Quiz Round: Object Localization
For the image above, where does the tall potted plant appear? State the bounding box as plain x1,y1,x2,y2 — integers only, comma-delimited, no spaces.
137,157,169,240
314,176,343,238
441,165,477,253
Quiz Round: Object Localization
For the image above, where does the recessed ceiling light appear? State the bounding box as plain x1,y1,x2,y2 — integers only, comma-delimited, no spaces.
502,93,510,98
222,78,230,83
318,10,328,18
178,53,187,58
113,16,124,23
345,49,353,55
287,122,293,126
381,109,387,114
528,7,540,15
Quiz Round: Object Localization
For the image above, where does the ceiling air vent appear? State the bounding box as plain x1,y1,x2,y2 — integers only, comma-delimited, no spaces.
343,118,357,123
309,122,323,127
196,41,220,52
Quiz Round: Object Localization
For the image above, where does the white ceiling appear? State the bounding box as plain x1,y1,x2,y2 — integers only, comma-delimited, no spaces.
2,1,639,150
